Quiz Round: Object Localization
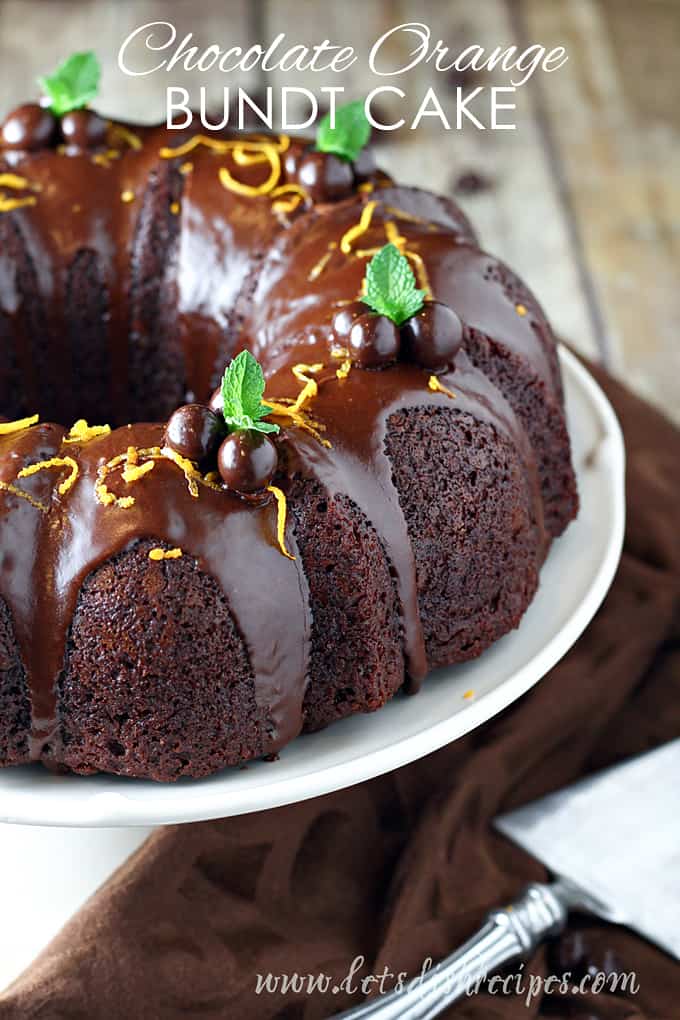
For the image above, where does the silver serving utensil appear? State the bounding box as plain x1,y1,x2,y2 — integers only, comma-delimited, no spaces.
335,739,680,1019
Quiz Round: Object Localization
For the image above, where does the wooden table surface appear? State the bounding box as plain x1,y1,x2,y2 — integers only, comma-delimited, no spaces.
1,0,678,421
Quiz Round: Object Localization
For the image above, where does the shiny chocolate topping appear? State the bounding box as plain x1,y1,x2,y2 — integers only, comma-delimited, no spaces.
1,103,56,151
401,301,464,372
165,403,224,463
60,109,109,151
217,431,278,494
0,421,310,757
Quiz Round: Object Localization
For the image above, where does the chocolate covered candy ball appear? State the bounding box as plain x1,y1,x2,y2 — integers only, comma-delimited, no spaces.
297,150,354,203
401,301,463,371
349,313,400,368
331,301,369,342
218,431,278,494
1,103,56,151
165,404,224,462
60,109,109,150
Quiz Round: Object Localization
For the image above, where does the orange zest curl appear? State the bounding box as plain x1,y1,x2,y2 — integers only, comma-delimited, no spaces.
95,447,161,509
384,219,406,247
340,200,377,254
159,446,224,497
291,363,324,412
0,480,48,513
0,173,39,214
428,375,456,399
342,210,433,299
264,400,330,448
384,220,432,298
308,249,334,281
91,149,121,168
96,444,224,510
18,456,79,496
122,450,155,484
270,183,309,215
160,134,299,213
232,144,270,167
403,249,432,298
336,359,352,381
149,547,183,561
218,144,280,197
158,133,290,160
0,173,38,191
515,303,527,317
95,459,136,508
109,124,142,151
0,414,39,435
63,419,111,444
266,485,295,560
159,135,234,159
0,195,36,213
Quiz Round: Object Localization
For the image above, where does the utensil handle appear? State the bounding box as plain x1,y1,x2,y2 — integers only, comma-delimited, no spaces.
334,881,571,1020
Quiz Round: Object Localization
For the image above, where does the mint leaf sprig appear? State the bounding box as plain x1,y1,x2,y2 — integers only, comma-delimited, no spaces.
38,51,101,117
362,244,426,326
220,351,280,435
316,99,371,163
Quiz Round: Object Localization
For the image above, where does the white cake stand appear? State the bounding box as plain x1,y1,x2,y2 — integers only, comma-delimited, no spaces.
0,348,625,988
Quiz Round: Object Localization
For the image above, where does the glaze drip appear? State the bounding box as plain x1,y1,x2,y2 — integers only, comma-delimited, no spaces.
0,422,311,757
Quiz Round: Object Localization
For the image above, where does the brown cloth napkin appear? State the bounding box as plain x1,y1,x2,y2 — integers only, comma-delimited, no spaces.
1,364,679,1020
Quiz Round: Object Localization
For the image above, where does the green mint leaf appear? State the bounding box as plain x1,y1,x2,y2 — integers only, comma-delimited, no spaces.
316,100,370,162
250,420,280,435
220,351,280,435
38,52,101,117
363,243,426,326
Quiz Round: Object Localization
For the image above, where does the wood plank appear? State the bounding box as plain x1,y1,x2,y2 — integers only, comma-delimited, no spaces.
523,0,680,421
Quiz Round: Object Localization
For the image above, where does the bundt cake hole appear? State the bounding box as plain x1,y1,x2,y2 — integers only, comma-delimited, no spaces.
127,164,186,424
0,216,50,418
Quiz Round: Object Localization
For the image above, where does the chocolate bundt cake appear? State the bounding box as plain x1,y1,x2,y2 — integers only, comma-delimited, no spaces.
0,69,578,781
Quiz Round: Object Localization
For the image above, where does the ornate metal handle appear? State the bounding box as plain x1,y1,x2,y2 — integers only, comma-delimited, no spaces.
334,881,573,1019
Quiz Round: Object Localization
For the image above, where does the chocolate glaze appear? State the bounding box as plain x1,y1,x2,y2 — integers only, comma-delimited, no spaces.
0,424,64,754
0,422,310,757
0,117,570,767
266,344,546,690
0,121,332,418
245,190,557,393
